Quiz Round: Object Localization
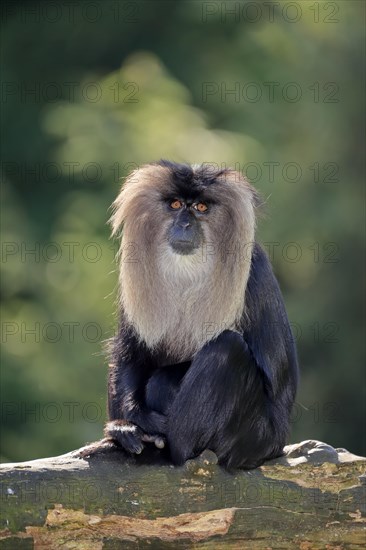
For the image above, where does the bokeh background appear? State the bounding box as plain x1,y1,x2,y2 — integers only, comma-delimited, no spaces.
1,0,365,462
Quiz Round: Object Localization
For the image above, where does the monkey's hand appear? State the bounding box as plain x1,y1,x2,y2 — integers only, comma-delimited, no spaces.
104,419,165,455
104,420,145,454
141,433,165,449
128,408,167,449
132,409,167,436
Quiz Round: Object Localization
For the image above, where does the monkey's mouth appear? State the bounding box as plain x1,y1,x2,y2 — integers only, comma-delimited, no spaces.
170,239,199,256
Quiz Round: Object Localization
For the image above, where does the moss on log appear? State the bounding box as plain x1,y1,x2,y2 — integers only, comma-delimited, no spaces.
0,440,365,549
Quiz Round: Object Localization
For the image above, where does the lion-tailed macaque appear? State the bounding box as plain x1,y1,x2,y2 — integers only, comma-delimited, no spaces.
84,161,298,470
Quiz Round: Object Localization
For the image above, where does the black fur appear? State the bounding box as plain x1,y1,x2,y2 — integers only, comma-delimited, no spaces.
76,163,300,469
104,238,298,470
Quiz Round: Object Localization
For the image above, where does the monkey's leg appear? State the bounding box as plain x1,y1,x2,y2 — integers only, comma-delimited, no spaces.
145,362,191,414
167,330,284,470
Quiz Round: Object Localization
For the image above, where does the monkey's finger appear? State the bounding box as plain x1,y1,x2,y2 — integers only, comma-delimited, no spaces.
120,432,144,454
141,434,165,448
131,442,144,454
154,437,165,449
141,434,155,443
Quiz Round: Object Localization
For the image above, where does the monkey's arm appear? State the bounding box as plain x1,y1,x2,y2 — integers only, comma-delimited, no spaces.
105,326,167,454
242,242,299,399
108,359,167,433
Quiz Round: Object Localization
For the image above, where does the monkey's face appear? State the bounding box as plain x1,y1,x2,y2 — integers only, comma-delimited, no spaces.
111,162,258,271
166,198,207,255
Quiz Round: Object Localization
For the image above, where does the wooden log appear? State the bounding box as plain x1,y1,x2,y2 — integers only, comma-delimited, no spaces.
0,440,365,549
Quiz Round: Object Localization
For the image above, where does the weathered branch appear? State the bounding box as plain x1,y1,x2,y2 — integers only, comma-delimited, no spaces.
0,440,365,549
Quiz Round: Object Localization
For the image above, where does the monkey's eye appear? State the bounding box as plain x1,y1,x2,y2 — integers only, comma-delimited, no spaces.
193,202,208,213
169,199,183,210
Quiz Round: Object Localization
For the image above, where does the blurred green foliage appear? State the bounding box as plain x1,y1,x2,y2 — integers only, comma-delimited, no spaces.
1,0,365,462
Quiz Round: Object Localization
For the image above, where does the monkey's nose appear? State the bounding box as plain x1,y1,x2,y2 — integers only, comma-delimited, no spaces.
179,222,191,229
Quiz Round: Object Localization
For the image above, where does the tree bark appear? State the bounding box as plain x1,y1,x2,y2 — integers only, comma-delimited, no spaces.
0,440,365,549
